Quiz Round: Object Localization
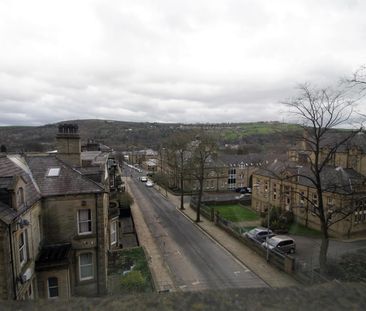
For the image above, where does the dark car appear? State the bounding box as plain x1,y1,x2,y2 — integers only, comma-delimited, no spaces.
235,187,251,193
243,227,275,243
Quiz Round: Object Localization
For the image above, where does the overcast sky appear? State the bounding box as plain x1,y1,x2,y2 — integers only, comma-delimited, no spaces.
0,0,366,126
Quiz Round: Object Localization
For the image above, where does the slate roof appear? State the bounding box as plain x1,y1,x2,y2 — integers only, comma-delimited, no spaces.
0,176,14,189
0,155,42,224
0,201,17,225
26,155,104,197
218,153,283,166
255,160,366,195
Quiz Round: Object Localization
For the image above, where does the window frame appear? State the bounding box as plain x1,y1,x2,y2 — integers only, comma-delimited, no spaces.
79,253,94,281
47,277,59,299
19,230,28,267
110,221,117,246
77,209,92,235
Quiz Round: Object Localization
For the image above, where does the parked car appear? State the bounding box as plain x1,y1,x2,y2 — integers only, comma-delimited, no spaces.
243,227,275,243
261,235,296,254
140,176,148,182
235,187,251,193
145,180,154,187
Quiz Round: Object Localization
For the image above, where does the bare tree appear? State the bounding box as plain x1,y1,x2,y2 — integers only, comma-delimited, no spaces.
347,65,366,122
164,132,193,210
283,83,362,271
189,132,218,222
348,65,366,90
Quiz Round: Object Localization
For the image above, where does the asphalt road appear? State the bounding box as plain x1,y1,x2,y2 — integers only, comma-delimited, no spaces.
127,171,267,291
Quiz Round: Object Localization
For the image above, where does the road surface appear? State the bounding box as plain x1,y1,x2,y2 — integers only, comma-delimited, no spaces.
128,172,267,291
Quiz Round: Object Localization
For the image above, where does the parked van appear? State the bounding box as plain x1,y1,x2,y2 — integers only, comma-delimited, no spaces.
261,235,296,254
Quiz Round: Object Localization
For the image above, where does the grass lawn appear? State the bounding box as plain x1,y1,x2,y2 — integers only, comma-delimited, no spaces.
288,223,322,238
211,204,260,222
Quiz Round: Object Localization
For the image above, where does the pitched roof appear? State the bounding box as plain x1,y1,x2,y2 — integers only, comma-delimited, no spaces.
0,201,17,225
218,153,281,166
26,155,104,196
0,155,42,224
255,160,366,195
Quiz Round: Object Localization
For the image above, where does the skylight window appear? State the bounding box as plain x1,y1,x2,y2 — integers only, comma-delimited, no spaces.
47,168,61,177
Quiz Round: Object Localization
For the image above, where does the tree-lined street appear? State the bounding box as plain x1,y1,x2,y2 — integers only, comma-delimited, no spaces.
127,170,267,291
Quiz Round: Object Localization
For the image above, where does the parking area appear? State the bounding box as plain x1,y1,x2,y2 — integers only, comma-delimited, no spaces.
288,234,366,265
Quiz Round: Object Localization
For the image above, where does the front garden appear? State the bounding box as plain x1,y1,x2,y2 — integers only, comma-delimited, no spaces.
210,204,260,222
108,247,154,295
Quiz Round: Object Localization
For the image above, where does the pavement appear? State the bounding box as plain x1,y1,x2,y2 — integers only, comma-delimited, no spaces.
127,179,176,293
129,178,299,291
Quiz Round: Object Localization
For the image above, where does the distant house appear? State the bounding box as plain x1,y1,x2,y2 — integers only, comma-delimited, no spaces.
159,149,273,192
0,124,123,300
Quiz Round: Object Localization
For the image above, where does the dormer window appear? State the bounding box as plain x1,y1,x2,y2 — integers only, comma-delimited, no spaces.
47,168,60,177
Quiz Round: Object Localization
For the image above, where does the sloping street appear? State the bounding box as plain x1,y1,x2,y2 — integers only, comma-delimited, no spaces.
128,176,268,291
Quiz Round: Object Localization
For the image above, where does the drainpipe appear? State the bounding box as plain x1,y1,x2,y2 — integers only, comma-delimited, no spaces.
8,224,17,300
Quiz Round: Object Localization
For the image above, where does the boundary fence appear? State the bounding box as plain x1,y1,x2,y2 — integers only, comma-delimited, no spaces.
189,196,334,284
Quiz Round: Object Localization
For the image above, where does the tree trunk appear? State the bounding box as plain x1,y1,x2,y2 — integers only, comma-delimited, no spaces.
196,179,203,222
180,172,184,210
319,222,329,273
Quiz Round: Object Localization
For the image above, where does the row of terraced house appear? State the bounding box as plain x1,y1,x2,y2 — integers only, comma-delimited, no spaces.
0,124,124,300
158,132,366,238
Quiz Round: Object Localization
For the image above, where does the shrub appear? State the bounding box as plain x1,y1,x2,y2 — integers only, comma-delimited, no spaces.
121,270,146,291
119,192,134,208
261,206,294,232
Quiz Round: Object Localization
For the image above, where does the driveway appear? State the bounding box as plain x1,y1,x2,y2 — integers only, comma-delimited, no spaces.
289,234,366,266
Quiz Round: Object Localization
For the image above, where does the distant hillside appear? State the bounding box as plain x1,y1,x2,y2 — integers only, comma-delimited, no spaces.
0,119,301,153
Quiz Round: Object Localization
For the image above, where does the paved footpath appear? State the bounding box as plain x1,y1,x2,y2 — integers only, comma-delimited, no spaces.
164,191,300,288
127,180,176,292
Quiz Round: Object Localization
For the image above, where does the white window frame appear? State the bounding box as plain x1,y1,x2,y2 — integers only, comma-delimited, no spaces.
110,221,117,246
19,230,27,267
77,209,92,235
79,253,93,281
47,277,59,299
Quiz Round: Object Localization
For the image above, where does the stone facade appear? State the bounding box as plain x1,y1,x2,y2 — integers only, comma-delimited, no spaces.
0,124,122,300
253,133,366,238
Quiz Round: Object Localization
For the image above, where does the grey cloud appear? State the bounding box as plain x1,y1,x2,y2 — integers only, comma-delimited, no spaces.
0,0,366,125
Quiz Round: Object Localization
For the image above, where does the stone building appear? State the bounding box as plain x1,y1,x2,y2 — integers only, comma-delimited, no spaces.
252,132,366,238
159,149,271,193
0,124,123,300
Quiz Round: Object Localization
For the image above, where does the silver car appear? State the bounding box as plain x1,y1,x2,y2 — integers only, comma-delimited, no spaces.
244,227,275,243
261,235,296,254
